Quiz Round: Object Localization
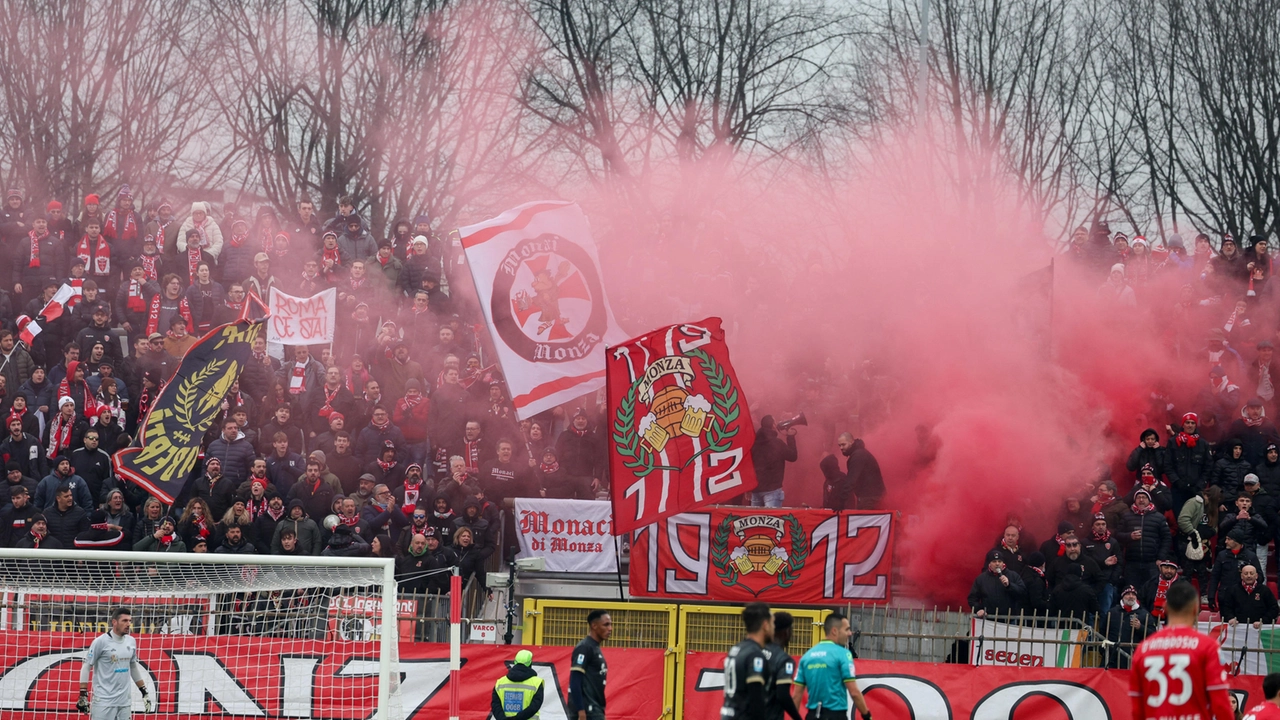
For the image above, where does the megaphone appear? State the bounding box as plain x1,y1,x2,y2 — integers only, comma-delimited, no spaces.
775,413,808,431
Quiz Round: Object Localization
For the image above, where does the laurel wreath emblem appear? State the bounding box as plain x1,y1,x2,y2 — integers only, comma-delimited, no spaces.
710,513,809,595
612,348,740,477
171,360,226,429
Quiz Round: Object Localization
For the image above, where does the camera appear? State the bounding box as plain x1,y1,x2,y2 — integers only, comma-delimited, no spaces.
775,413,807,431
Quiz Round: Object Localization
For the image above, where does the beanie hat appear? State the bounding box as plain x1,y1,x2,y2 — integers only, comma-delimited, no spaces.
84,193,100,205
984,548,1004,564
46,200,62,212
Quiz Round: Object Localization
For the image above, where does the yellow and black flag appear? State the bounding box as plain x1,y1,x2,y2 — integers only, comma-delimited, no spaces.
113,319,265,503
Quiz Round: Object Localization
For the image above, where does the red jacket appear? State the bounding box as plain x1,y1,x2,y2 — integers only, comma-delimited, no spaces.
393,396,430,442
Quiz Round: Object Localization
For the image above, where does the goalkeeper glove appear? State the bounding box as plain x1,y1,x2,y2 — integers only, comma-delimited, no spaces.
140,686,153,713
76,690,89,715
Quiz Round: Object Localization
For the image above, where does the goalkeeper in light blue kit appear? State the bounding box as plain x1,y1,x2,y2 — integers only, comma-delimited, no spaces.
78,607,152,719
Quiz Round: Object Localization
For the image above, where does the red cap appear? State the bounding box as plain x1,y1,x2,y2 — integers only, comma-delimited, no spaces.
46,200,62,211
84,194,100,205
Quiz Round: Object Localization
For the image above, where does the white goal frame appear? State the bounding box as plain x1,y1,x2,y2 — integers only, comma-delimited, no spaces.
0,548,398,719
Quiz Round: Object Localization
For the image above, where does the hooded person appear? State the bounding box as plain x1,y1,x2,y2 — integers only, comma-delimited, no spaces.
490,649,545,720
1210,437,1254,499
1018,551,1050,616
426,492,458,546
1126,428,1169,482
1102,586,1155,669
321,522,370,557
1167,411,1213,512
1227,397,1280,466
73,509,125,550
56,361,99,420
820,453,850,511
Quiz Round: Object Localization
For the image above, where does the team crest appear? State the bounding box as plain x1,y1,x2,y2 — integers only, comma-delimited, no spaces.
710,514,808,596
491,234,607,363
612,346,742,476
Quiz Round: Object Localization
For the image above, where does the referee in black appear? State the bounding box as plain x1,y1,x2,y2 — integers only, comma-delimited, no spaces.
722,602,774,720
570,609,612,720
765,612,803,720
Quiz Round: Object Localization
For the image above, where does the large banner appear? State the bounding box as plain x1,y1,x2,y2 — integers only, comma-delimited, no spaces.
629,508,894,604
679,651,1263,720
515,499,617,573
1199,621,1280,675
0,635,665,720
113,320,265,503
267,287,336,345
608,318,758,534
459,201,624,420
970,618,1090,668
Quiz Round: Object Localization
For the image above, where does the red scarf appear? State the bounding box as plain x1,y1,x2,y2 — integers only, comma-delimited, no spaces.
75,234,111,276
340,513,360,526
322,246,342,280
157,532,176,548
370,415,390,431
46,413,74,458
29,530,43,548
1054,534,1068,556
1244,580,1258,595
289,363,307,394
377,458,397,473
464,439,483,471
27,229,47,268
319,385,341,417
540,458,560,474
146,294,192,336
1151,574,1179,619
192,514,210,538
104,208,137,242
137,383,156,420
1130,501,1151,515
266,504,285,521
228,232,248,248
126,280,146,312
187,232,206,281
1245,414,1266,428
151,220,171,253
402,477,423,515
141,254,158,281
1092,528,1111,543
1175,431,1199,448
344,368,369,395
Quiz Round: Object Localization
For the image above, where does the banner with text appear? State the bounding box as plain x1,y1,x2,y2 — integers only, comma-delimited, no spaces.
459,201,625,420
969,618,1089,668
0,634,666,720
607,318,758,535
267,287,336,345
629,508,894,604
680,651,1262,720
1199,621,1280,676
515,498,617,573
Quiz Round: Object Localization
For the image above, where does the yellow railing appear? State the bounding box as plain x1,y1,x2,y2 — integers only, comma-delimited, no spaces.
522,599,830,720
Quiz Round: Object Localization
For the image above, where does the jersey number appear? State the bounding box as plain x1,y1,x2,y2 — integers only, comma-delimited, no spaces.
1143,654,1194,707
723,658,737,698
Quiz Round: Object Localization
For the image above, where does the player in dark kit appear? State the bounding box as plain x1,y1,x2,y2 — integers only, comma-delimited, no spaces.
570,609,612,720
765,611,803,720
1130,580,1234,720
722,602,774,720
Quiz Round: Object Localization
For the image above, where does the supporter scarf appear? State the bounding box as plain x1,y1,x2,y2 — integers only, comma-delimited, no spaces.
104,208,137,242
319,385,341,417
1054,534,1067,556
126,280,146,312
349,277,366,292
192,514,210,538
1175,431,1199,448
1030,566,1044,578
323,246,341,271
246,492,268,520
1224,309,1239,333
464,439,482,471
228,232,248,248
344,368,369,395
46,413,74,458
266,505,284,522
1151,574,1179,619
187,234,206,281
27,229,47,268
152,220,171,253
90,521,109,532
158,532,176,548
340,513,360,526
1244,580,1258,595
75,235,111,275
141,253,158,281
146,294,191,336
137,384,154,420
570,424,587,437
540,458,560,475
1092,528,1111,543
377,458,397,474
1130,502,1152,515
289,363,307,394
370,415,390,431
29,530,42,548
1245,414,1266,428
402,478,423,514
166,327,187,341
225,298,243,313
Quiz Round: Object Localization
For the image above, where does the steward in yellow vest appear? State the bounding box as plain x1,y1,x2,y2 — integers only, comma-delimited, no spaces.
491,649,545,720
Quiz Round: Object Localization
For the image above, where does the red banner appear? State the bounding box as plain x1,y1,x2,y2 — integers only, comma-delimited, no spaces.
629,507,894,603
0,634,665,719
608,318,758,534
680,651,1263,719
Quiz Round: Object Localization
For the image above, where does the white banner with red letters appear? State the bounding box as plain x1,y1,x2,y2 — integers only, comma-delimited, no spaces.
267,287,336,344
514,498,617,573
459,201,625,420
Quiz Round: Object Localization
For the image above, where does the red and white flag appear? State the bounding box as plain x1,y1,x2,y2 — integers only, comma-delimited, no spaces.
459,201,625,420
19,284,78,344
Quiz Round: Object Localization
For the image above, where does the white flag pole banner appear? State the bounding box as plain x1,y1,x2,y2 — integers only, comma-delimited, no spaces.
515,498,617,573
266,287,336,345
459,201,625,420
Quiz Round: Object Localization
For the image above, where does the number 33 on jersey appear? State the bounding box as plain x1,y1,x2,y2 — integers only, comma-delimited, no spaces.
1129,626,1235,720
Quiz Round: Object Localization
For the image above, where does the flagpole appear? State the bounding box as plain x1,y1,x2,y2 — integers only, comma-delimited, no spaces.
606,349,626,601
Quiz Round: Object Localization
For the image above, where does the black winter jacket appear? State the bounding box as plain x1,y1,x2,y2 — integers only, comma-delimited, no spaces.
1122,508,1172,565
967,569,1025,616
1219,580,1280,624
1167,434,1213,495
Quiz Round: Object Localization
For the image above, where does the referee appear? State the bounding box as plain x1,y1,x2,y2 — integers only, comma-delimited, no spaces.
792,612,870,720
569,609,612,720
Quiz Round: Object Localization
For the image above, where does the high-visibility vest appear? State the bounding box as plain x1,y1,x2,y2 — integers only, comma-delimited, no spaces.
494,675,544,718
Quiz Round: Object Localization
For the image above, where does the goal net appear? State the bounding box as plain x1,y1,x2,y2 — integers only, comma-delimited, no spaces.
0,549,401,719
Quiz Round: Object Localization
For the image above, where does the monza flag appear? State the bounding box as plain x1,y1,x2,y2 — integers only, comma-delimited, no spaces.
607,318,758,534
113,319,265,503
459,201,625,419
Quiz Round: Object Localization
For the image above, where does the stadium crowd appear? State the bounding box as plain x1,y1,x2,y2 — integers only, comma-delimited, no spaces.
0,186,626,596
970,223,1280,658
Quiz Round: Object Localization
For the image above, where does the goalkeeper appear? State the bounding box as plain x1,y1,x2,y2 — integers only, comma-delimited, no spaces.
79,607,152,718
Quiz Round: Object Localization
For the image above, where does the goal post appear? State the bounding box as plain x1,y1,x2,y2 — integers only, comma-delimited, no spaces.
0,548,400,720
